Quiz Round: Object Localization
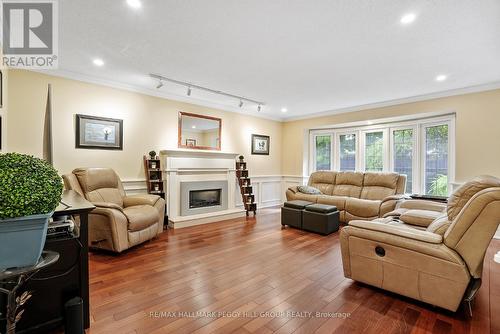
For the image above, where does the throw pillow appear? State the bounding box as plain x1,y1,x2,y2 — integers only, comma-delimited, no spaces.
297,185,321,195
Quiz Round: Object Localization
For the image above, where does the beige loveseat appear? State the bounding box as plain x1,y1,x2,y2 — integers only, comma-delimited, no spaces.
340,175,500,311
63,168,165,252
286,171,407,223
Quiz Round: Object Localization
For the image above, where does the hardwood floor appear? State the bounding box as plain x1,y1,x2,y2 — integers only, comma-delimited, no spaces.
87,207,500,334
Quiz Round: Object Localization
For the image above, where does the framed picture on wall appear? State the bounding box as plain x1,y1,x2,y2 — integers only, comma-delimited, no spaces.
186,139,197,147
251,134,270,155
76,114,123,150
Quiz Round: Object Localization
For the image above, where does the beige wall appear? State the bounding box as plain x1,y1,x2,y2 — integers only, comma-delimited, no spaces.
6,70,282,180
6,69,500,185
282,89,500,183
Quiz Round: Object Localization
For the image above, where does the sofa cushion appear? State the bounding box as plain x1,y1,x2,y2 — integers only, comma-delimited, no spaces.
292,192,319,203
297,185,322,195
426,214,451,236
345,198,381,218
317,195,347,210
123,205,159,232
360,172,399,200
309,171,336,195
332,172,364,198
400,209,442,227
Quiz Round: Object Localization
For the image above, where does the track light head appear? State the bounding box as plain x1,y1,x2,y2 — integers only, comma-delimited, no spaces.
257,104,261,112
187,86,192,96
156,80,164,89
239,100,243,108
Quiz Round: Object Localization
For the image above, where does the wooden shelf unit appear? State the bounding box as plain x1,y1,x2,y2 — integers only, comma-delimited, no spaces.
236,160,257,216
143,155,165,200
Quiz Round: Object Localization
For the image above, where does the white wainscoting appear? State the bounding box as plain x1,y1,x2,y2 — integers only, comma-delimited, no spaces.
122,180,148,195
124,175,309,211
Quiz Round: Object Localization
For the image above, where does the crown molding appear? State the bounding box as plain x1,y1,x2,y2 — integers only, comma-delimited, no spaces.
31,69,500,124
282,81,500,122
30,69,285,122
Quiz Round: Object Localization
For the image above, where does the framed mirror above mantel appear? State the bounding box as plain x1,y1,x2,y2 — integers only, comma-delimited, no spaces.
178,112,222,151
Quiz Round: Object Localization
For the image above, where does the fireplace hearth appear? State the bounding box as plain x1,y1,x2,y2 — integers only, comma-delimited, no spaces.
189,189,222,209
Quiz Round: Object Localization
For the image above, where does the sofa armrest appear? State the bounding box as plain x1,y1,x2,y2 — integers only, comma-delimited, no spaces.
379,194,407,217
348,220,443,244
92,202,124,212
287,186,299,194
123,194,160,207
398,199,446,212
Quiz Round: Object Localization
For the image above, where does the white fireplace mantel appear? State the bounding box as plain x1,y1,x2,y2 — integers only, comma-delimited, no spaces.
160,149,244,228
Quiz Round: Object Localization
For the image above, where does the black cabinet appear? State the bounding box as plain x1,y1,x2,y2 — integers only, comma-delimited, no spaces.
16,234,82,333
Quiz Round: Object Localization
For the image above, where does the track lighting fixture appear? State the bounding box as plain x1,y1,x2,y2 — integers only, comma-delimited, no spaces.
149,73,265,110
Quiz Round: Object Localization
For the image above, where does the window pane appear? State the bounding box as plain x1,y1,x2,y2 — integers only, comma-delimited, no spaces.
315,135,331,171
339,134,356,171
365,132,384,172
393,129,413,193
425,125,449,196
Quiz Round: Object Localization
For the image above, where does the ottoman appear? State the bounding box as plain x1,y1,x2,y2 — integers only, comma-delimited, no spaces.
281,200,313,229
303,204,339,235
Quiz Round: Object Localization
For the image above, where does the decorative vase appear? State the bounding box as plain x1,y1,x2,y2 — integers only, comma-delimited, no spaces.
0,212,52,269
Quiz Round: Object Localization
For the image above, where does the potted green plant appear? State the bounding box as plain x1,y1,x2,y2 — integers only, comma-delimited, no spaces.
149,150,157,159
238,155,244,162
0,153,63,269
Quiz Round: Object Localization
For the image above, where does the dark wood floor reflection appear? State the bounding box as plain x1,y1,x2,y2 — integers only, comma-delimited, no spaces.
86,207,500,334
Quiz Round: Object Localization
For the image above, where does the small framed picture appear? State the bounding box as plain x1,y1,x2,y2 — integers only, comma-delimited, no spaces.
76,114,123,150
251,134,270,155
186,139,197,147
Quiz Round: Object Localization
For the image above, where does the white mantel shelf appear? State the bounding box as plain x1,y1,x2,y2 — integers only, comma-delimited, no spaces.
160,149,239,159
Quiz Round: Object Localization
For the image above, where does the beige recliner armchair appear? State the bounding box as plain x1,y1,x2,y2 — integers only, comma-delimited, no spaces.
63,168,165,252
340,175,500,312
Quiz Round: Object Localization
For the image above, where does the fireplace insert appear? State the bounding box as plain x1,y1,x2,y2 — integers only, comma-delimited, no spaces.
189,189,222,209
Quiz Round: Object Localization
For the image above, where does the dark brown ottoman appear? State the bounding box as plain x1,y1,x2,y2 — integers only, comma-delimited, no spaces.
281,200,313,229
303,204,339,235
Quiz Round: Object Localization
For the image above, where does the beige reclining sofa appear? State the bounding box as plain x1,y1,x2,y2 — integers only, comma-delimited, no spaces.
286,171,407,223
63,167,166,252
340,175,500,311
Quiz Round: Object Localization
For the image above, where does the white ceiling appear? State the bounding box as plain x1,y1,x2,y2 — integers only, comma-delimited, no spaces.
53,0,500,120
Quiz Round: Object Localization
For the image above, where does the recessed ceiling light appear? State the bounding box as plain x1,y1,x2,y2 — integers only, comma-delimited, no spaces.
192,125,196,129
126,0,142,9
400,13,417,25
281,108,288,113
435,74,447,82
92,58,104,66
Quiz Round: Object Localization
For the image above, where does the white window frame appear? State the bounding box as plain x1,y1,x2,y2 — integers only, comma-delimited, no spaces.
390,125,418,193
310,131,334,172
420,119,455,196
308,113,455,195
360,128,389,172
335,131,359,171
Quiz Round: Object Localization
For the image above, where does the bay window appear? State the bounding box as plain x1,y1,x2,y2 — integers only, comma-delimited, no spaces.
310,114,454,195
